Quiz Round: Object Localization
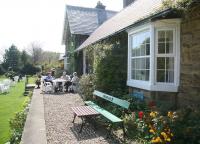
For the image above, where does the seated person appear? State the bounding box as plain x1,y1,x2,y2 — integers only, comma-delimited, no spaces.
71,72,79,84
44,72,53,84
68,72,79,93
61,71,71,92
61,71,71,81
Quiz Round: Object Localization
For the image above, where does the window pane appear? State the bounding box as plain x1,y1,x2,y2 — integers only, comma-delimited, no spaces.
146,44,150,55
166,30,173,42
131,59,136,69
136,47,140,56
145,70,149,81
140,58,146,69
136,70,141,80
166,70,174,83
146,58,150,69
157,70,165,82
141,70,145,80
146,37,150,43
130,30,150,81
157,57,165,69
141,44,145,56
166,57,174,70
158,31,165,42
131,70,136,79
131,48,136,57
136,58,140,69
158,43,165,54
166,42,173,53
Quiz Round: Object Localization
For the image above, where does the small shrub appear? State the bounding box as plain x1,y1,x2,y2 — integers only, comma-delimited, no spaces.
172,107,200,144
123,114,138,139
9,96,31,144
78,74,95,100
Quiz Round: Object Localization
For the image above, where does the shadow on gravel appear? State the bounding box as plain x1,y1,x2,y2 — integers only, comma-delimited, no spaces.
70,123,121,144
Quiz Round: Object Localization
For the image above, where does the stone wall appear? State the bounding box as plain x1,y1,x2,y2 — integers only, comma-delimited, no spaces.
178,4,200,107
129,4,200,109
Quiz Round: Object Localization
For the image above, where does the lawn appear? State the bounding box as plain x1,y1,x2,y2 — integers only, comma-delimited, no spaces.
0,80,26,143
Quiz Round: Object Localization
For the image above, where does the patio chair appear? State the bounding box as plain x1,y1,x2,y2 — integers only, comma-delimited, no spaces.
0,84,9,93
14,76,19,82
2,80,11,89
43,82,54,93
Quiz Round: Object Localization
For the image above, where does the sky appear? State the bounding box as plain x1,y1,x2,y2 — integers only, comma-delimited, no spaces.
0,0,122,60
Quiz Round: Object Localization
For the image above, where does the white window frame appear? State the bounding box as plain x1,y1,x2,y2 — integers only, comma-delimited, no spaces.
127,19,181,92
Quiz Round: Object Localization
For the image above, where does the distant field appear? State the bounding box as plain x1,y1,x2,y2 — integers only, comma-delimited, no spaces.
0,78,26,143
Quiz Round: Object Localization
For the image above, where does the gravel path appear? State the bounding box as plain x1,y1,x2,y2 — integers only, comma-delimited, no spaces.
43,93,120,144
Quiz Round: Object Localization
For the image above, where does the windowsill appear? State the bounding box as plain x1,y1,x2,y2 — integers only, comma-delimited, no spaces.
127,80,178,92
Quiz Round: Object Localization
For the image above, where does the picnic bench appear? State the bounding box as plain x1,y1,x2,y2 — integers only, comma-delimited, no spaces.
71,106,100,133
85,90,130,138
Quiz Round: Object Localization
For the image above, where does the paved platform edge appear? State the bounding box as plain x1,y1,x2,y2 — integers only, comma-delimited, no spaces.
21,89,47,144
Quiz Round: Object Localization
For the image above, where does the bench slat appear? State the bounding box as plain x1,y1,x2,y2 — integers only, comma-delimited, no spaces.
85,101,123,123
93,90,130,109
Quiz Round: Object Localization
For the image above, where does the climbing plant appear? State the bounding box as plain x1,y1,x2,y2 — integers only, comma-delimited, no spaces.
84,32,128,97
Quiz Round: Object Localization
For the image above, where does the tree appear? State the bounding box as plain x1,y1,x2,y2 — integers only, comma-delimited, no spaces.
3,45,21,71
21,63,41,75
21,50,31,66
28,42,43,65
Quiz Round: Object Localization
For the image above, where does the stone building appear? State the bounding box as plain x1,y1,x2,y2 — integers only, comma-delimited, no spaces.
75,0,200,108
62,2,117,74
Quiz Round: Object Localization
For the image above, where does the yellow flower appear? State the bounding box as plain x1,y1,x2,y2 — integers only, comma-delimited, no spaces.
150,111,158,118
151,136,162,143
166,138,171,142
161,132,168,140
155,136,162,143
168,111,173,118
149,129,155,134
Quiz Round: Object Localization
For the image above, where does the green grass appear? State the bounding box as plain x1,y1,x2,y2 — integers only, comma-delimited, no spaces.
0,75,6,81
0,81,26,144
27,75,36,84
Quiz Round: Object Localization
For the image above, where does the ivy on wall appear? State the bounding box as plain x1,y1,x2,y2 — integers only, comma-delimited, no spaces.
83,32,128,97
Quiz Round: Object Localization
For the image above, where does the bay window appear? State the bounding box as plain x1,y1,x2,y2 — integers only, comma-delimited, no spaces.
127,19,180,92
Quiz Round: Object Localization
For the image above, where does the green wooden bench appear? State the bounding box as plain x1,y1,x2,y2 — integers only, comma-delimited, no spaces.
85,90,130,138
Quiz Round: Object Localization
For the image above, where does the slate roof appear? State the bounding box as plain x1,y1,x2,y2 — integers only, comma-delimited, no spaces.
62,5,117,44
76,0,169,51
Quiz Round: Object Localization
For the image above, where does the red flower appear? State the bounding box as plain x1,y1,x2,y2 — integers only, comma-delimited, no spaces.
138,111,144,120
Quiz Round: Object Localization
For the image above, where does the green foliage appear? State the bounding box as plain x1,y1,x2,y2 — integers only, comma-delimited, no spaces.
0,80,27,143
162,0,193,10
79,74,95,100
21,50,31,66
3,45,21,71
172,107,200,144
85,33,128,97
21,63,41,75
5,70,16,78
9,96,30,144
123,114,138,139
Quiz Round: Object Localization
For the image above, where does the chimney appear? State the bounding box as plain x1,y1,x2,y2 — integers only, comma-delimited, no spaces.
96,1,106,9
123,0,135,8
